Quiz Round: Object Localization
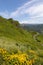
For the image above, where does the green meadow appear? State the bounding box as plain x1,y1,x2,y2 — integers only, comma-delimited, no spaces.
0,16,43,65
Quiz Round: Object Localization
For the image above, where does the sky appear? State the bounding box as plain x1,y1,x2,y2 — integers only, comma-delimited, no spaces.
0,0,43,24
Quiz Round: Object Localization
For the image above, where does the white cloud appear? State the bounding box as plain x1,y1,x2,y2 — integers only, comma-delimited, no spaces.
10,0,35,17
0,0,43,24
21,17,43,24
26,4,43,17
10,0,43,24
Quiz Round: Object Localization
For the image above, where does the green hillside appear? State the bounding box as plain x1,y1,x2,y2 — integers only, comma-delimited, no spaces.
0,16,43,65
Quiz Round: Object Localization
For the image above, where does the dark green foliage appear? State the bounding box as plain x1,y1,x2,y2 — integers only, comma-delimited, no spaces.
8,18,20,27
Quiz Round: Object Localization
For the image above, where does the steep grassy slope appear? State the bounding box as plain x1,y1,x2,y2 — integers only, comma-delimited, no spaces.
0,16,43,65
0,16,32,42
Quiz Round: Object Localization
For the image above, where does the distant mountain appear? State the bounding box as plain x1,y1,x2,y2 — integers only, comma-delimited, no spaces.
21,24,43,33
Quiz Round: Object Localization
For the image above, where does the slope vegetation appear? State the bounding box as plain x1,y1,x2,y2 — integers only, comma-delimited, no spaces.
0,16,43,65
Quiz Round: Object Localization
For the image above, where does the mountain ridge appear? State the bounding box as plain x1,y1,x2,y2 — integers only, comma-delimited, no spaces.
21,24,43,33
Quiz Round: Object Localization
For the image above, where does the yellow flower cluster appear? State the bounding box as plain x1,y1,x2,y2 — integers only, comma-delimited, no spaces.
0,48,37,65
6,53,35,65
0,48,6,54
26,59,34,65
9,54,27,61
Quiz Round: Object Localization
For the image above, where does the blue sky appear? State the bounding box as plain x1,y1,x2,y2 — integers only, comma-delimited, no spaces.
0,0,43,24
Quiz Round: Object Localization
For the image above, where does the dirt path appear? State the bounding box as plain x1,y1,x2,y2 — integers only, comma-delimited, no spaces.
33,32,40,42
33,32,43,46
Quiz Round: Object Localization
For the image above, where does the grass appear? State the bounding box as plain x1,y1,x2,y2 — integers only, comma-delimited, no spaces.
0,16,43,65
